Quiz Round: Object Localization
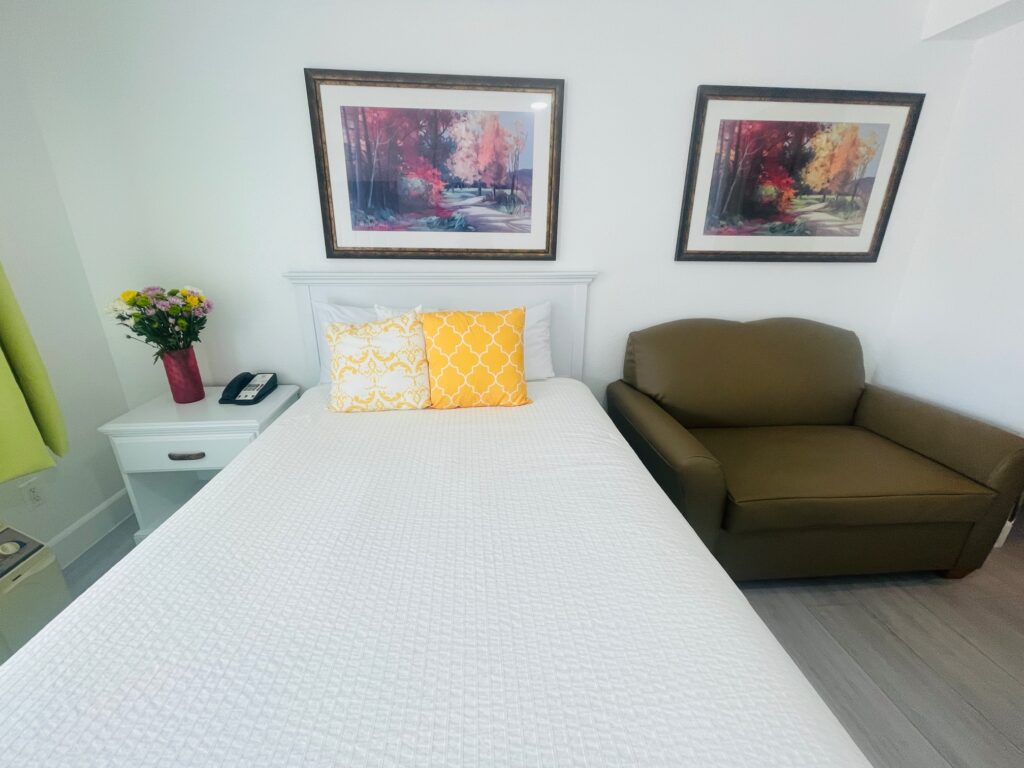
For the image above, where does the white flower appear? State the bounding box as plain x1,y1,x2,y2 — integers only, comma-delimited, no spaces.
106,299,130,316
181,285,204,295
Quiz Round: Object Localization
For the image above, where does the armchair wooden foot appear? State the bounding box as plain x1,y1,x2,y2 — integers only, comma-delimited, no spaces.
941,567,975,579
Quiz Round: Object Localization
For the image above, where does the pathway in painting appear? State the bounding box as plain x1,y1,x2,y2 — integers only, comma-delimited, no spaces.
424,190,531,234
788,199,865,237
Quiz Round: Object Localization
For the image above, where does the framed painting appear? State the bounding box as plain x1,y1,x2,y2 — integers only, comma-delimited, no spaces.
675,85,924,262
305,69,564,260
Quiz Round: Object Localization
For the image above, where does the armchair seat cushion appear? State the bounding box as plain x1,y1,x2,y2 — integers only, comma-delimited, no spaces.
691,426,996,533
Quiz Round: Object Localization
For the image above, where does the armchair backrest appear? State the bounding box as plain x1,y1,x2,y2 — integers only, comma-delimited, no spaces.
623,317,865,427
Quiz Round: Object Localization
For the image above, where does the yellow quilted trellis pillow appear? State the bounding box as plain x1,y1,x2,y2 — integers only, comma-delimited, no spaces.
420,308,531,409
326,312,430,412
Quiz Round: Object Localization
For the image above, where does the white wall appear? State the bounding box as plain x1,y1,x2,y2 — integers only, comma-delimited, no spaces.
922,0,1024,39
2,0,976,403
0,40,132,564
874,21,1024,433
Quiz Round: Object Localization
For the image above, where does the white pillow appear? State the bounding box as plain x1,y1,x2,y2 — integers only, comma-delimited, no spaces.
374,303,430,318
523,302,555,380
375,302,555,380
314,302,375,384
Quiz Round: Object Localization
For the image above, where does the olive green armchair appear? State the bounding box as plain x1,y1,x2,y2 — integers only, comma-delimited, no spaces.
607,318,1024,581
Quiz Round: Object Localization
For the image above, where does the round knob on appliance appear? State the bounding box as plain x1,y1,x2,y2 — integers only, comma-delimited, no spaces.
0,542,22,556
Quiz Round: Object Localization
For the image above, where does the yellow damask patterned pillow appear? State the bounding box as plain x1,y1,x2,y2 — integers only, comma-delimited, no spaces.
326,312,430,412
420,308,531,409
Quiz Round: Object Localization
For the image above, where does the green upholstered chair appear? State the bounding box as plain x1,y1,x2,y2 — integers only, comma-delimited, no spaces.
607,318,1024,581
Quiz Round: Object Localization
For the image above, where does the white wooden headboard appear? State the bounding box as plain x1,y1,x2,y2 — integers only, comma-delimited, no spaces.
284,271,598,386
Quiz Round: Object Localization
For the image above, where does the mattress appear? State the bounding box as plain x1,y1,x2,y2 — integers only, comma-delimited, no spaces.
0,379,869,767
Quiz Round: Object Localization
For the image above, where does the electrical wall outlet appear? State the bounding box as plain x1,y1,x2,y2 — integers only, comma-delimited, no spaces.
18,477,45,510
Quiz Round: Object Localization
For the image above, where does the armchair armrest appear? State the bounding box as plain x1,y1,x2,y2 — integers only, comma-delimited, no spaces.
855,384,1024,571
607,380,726,547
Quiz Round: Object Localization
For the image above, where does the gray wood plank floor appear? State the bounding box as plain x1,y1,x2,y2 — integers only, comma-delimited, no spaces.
742,524,1024,768
64,517,1024,767
62,515,138,599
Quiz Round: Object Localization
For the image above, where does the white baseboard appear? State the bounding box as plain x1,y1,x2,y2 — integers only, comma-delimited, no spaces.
47,489,133,567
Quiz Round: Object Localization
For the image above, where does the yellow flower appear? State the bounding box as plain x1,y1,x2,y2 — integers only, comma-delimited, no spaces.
120,289,139,302
185,295,200,307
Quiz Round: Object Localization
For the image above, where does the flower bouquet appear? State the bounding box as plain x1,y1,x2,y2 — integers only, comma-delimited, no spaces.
110,286,214,403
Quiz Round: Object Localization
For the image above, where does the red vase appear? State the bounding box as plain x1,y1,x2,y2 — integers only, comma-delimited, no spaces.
162,347,205,404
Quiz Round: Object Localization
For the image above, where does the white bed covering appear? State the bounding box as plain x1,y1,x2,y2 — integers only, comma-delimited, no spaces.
0,379,868,767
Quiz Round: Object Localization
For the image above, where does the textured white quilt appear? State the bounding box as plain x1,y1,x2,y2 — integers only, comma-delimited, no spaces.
0,379,868,766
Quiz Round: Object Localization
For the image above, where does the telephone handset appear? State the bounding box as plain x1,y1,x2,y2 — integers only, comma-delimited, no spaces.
219,372,278,405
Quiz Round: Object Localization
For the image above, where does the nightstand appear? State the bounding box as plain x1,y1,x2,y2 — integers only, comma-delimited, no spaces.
99,385,299,542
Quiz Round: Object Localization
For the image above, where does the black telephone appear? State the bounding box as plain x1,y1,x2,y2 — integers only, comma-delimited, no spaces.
220,372,278,405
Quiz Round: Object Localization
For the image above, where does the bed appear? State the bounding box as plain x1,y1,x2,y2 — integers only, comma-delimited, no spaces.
0,273,869,766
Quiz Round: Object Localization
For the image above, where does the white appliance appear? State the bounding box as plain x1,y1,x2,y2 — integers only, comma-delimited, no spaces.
0,527,70,663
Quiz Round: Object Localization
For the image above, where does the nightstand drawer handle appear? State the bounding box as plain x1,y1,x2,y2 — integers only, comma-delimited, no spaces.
167,451,206,461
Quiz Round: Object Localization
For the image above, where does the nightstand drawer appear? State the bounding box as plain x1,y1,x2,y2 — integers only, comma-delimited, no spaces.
111,433,254,473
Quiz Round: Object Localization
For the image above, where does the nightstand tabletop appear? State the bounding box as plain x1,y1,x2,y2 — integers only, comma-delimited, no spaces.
99,385,300,437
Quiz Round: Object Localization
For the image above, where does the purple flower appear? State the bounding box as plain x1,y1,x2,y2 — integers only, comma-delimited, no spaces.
144,307,156,316
155,300,171,311
143,285,163,296
192,307,206,317
168,295,185,305
204,299,215,311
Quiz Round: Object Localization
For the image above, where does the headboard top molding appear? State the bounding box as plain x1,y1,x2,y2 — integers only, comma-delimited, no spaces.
285,270,597,385
284,271,598,285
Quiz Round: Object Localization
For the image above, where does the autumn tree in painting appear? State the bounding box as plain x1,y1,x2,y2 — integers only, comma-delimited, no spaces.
447,113,484,194
341,106,533,233
445,113,529,213
704,120,888,237
801,124,879,209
